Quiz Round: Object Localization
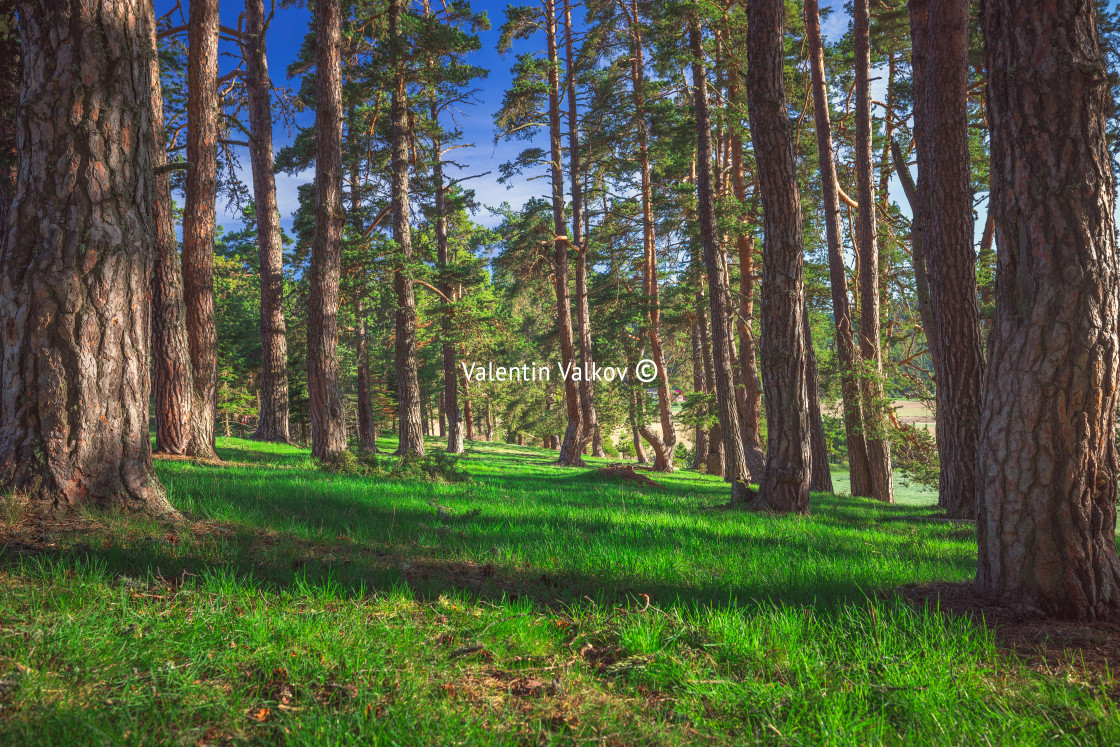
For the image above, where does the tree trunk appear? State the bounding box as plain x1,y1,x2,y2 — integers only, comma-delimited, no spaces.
690,292,709,471
890,140,935,341
627,382,648,465
806,0,871,496
804,310,833,492
148,8,195,456
459,367,474,441
543,0,583,467
914,0,985,519
389,0,424,456
438,393,446,437
0,7,18,274
356,309,377,451
565,0,599,459
745,0,812,513
246,0,290,444
976,0,1120,620
691,20,749,497
432,108,463,455
633,2,676,471
182,0,220,459
697,272,725,477
0,0,175,517
307,0,347,459
727,69,765,482
854,0,893,503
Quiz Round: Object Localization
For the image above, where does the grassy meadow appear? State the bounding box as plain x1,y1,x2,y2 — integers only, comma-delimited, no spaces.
0,437,1116,745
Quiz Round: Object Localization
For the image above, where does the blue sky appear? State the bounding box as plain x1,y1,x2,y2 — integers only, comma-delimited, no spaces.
158,0,852,234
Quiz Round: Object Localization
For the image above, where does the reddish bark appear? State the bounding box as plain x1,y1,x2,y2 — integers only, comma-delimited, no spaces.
565,0,600,459
806,0,871,496
854,0,893,503
916,0,985,519
546,0,583,467
976,0,1120,620
182,0,220,459
632,1,676,471
149,7,195,456
245,0,291,443
307,0,347,459
745,0,812,513
691,18,749,500
0,0,175,517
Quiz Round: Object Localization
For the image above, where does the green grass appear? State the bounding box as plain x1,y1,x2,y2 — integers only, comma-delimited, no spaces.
0,437,1115,745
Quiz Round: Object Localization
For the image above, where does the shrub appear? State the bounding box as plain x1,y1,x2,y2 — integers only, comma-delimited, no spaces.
891,423,939,490
319,449,469,484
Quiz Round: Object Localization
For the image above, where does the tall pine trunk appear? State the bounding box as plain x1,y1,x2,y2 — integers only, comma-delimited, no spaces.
690,18,750,501
182,0,220,459
806,0,870,496
149,7,195,456
0,0,175,517
565,0,599,459
976,0,1120,620
631,1,676,471
246,0,291,443
916,0,985,519
0,8,17,277
307,0,347,459
891,139,936,346
690,280,709,471
356,308,377,452
854,0,893,503
727,67,765,482
389,0,424,456
546,0,583,467
804,310,833,492
745,0,812,513
432,112,463,455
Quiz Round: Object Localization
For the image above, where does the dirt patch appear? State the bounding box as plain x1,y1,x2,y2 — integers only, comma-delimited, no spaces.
901,581,1120,689
596,465,664,489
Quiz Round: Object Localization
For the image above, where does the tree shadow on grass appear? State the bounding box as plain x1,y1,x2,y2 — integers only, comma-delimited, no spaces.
0,485,976,618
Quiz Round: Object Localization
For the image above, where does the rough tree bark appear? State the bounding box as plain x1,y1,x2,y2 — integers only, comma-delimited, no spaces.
806,0,870,496
745,0,812,513
891,140,935,341
804,310,833,492
545,0,583,467
976,0,1120,620
182,0,220,459
459,367,474,441
245,0,290,443
915,0,985,519
696,275,725,477
727,66,765,482
0,0,176,517
565,0,600,459
432,109,463,455
389,0,424,456
148,6,195,456
690,282,709,471
690,18,750,501
0,6,17,262
632,0,676,471
307,0,347,459
854,0,893,503
355,306,376,451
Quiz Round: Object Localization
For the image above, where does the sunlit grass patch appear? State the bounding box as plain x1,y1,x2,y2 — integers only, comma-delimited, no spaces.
0,436,1115,745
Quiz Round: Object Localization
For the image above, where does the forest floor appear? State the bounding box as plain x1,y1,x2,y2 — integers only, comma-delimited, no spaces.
0,437,1117,745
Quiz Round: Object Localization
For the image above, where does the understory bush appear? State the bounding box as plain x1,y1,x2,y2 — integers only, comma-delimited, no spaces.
319,448,470,483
